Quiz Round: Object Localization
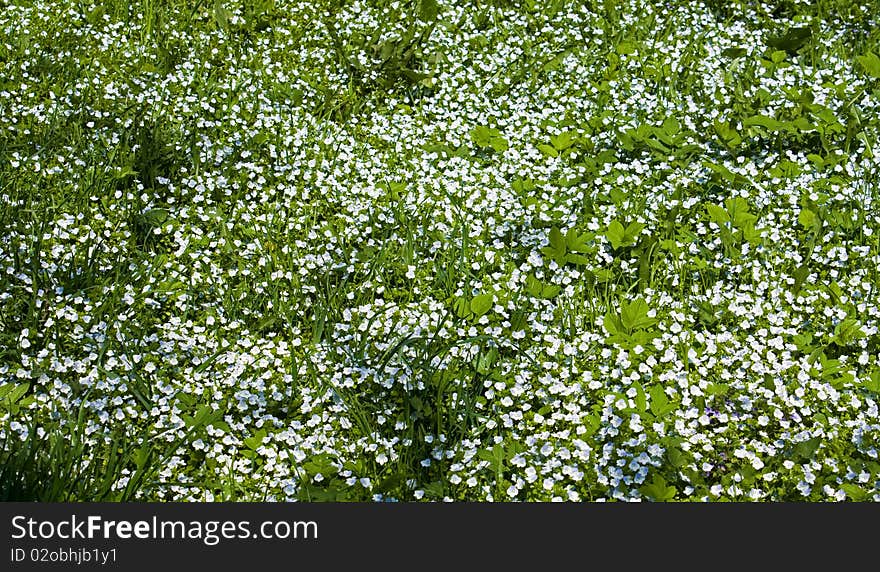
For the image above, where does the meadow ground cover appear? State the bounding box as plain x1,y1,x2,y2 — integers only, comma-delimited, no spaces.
1,0,880,502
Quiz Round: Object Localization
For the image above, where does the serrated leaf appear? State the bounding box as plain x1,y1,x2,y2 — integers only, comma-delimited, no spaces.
620,298,655,331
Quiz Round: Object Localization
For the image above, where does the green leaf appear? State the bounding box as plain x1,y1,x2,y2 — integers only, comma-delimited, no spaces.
605,220,626,249
856,51,880,79
834,318,865,346
565,228,593,253
603,312,623,337
526,275,544,298
620,298,655,331
616,41,637,55
766,27,812,54
140,208,170,227
743,115,783,132
540,283,561,299
712,121,742,149
478,445,505,472
650,385,675,418
625,222,645,240
471,125,507,153
470,294,494,317
866,369,880,394
454,296,472,319
537,143,559,158
550,131,575,151
212,0,231,30
721,47,747,59
2,383,29,405
564,253,591,266
243,429,267,451
841,484,869,502
549,226,566,254
798,208,820,230
634,382,647,413
419,0,440,22
489,136,509,153
471,125,493,147
706,203,730,225
640,474,677,501
793,437,822,461
704,160,736,182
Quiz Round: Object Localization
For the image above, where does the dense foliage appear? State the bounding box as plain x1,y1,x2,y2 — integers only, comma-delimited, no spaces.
2,0,880,501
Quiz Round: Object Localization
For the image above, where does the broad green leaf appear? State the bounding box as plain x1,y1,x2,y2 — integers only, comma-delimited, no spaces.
620,298,655,331
766,27,812,54
721,47,747,59
793,437,821,461
605,220,626,249
625,222,645,239
640,474,676,501
470,294,494,317
650,385,675,418
549,226,566,254
743,115,783,131
213,0,231,30
798,208,820,230
550,131,574,151
454,296,472,319
841,484,869,502
2,383,29,405
603,312,623,336
866,369,880,394
565,228,593,253
856,51,880,79
565,253,591,266
834,318,865,345
537,143,559,158
706,203,730,225
634,382,647,413
489,136,509,153
419,0,440,21
526,275,544,298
